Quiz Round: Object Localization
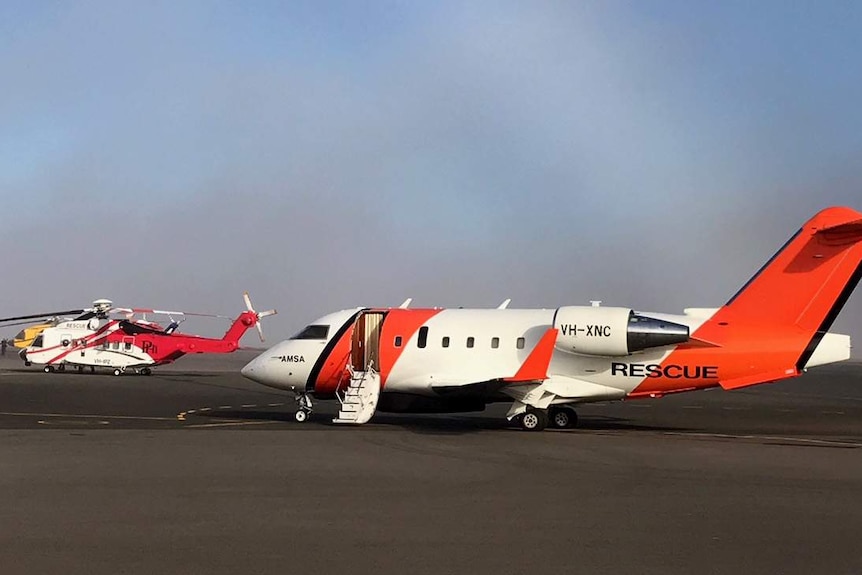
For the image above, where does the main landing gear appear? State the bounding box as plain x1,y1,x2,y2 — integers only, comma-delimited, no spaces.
295,393,313,423
517,406,578,431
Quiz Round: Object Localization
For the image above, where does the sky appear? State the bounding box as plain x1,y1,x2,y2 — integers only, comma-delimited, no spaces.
0,0,860,354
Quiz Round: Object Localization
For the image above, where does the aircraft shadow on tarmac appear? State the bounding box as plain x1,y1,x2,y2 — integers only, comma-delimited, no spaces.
199,409,686,435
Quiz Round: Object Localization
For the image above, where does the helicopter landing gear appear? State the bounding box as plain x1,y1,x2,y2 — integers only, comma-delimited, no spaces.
43,365,55,373
77,366,84,374
112,368,125,377
140,367,152,376
57,364,66,372
294,393,313,423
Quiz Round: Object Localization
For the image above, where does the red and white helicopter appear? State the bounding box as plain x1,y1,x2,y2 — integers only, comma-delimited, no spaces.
2,294,275,375
241,206,861,430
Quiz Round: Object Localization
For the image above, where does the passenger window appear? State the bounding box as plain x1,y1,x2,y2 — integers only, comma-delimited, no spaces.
418,326,428,349
491,337,500,349
394,336,403,348
466,337,474,348
442,336,450,348
516,337,525,349
124,342,132,351
112,342,119,350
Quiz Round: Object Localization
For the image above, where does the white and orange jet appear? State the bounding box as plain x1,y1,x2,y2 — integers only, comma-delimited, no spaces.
242,206,862,431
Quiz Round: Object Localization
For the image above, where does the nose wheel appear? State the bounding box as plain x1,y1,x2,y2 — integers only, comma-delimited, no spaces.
294,393,313,423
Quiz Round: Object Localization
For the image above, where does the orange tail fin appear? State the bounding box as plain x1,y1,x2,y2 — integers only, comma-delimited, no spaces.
706,206,862,370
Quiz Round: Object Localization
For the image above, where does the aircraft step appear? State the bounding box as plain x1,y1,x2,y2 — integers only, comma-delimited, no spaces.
333,369,380,425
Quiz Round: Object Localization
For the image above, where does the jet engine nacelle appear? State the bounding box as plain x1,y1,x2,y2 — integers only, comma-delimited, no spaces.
553,306,690,357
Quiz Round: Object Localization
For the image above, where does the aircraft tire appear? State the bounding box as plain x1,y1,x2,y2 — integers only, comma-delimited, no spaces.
113,368,122,377
520,409,548,431
549,407,577,429
43,365,54,373
141,368,152,376
295,409,309,423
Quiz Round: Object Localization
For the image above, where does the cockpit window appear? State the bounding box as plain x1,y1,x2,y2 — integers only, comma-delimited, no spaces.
32,335,44,348
290,324,330,340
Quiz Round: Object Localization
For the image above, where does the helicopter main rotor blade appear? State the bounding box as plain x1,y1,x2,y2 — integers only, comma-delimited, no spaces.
0,309,86,324
112,307,231,319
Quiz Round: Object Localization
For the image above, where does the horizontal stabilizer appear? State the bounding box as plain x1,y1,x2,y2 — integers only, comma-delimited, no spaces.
719,369,798,390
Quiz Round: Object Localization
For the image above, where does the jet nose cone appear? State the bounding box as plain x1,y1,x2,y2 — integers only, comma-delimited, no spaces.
241,355,265,381
240,360,255,379
241,351,298,391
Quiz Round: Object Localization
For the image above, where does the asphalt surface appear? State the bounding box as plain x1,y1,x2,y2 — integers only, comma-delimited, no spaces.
0,351,860,575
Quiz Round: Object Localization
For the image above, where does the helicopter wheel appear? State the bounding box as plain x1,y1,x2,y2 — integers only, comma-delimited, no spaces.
112,368,123,377
140,368,152,376
43,365,55,373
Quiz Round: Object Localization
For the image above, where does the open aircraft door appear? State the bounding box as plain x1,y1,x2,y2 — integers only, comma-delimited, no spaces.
351,311,385,372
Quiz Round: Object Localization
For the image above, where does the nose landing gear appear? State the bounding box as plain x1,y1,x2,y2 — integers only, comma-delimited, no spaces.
294,393,313,422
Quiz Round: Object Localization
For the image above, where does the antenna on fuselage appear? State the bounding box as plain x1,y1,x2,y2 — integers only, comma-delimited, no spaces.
497,299,512,310
399,298,412,309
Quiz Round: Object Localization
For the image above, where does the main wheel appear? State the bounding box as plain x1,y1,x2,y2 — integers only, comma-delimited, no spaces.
294,409,309,423
520,409,548,431
141,367,152,376
43,365,54,373
549,406,578,429
113,368,122,377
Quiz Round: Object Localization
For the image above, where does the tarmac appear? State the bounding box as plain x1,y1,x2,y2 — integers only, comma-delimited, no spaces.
0,350,859,575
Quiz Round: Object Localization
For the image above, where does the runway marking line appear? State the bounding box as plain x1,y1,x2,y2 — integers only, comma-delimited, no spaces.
0,411,177,422
186,420,275,429
661,431,860,448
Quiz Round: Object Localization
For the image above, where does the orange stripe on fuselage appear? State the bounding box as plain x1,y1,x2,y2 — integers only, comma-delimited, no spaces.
312,324,355,397
311,308,443,396
377,309,442,387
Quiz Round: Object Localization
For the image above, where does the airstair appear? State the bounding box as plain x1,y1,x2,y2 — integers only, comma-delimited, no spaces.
333,363,381,424
332,310,385,425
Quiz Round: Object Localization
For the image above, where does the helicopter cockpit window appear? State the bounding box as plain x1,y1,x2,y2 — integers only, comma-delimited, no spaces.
290,325,330,340
32,335,44,348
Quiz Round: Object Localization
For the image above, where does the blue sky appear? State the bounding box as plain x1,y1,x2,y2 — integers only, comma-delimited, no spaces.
0,1,860,349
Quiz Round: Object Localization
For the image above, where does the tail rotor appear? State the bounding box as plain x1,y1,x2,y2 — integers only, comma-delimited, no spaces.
243,292,277,342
